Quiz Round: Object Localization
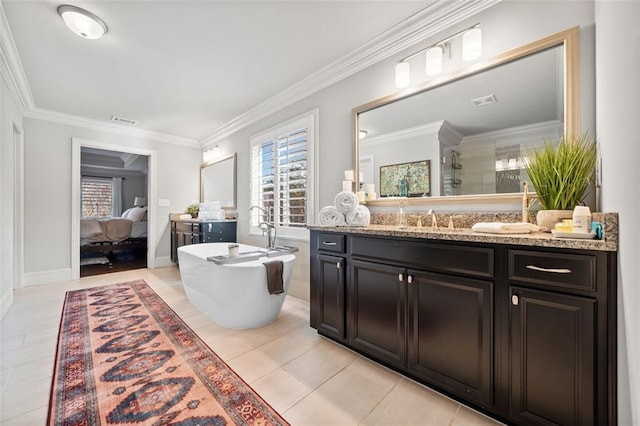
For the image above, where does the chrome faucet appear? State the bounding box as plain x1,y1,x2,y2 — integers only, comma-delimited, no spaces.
428,209,438,229
250,205,277,248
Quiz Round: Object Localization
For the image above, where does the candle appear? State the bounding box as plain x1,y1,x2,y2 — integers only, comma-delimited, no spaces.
356,191,366,202
342,180,352,192
344,170,354,182
367,192,377,201
365,184,375,195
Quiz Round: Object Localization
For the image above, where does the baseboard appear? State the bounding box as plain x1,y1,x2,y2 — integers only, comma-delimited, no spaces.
0,289,14,321
154,256,173,268
23,268,72,287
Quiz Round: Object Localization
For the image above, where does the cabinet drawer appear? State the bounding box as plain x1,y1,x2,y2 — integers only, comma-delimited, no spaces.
174,221,196,233
350,236,494,278
509,250,596,292
316,233,346,253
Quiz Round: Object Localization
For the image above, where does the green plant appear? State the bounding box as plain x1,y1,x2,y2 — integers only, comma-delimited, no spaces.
524,132,597,210
185,203,199,216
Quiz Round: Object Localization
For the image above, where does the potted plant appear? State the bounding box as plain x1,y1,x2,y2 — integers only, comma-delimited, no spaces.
186,203,199,218
524,132,598,231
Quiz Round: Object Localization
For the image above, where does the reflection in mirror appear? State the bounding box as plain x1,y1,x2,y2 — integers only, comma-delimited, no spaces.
200,153,237,209
355,27,578,202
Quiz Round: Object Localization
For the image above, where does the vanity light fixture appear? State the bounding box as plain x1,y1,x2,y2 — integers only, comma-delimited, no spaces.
57,5,108,40
394,24,481,88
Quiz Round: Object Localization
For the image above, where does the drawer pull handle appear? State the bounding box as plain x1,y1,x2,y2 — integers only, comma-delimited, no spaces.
322,241,337,246
398,273,404,282
407,275,413,284
526,265,572,274
336,261,341,269
512,295,519,305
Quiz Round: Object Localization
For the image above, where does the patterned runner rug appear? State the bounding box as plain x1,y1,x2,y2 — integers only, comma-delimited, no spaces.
47,279,288,425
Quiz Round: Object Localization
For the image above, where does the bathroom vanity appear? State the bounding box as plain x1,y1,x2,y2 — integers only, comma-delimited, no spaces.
170,219,237,263
309,225,617,425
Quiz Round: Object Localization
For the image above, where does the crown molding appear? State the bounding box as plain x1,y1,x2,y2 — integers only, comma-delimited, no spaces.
361,121,444,148
0,3,35,114
26,108,200,148
199,0,502,146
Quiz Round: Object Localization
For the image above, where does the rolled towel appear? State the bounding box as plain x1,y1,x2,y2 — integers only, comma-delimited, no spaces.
318,206,346,227
471,222,540,234
346,205,371,226
334,191,359,213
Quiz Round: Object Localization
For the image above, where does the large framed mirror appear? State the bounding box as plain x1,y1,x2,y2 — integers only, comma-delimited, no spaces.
200,153,237,209
354,26,579,205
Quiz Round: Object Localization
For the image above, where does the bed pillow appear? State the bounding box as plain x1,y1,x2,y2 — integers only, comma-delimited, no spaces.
125,206,147,222
121,208,133,218
80,218,103,237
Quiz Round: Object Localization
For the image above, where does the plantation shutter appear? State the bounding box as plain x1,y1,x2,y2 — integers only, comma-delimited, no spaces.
81,178,113,218
250,111,315,240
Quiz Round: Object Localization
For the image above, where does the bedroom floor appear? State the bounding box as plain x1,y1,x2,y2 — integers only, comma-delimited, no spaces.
79,249,147,277
0,266,503,425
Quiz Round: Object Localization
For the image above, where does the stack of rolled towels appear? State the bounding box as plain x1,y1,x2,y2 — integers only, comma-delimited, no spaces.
318,191,370,227
199,201,226,220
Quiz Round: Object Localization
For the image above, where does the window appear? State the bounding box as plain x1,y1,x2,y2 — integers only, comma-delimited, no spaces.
81,178,113,218
250,110,317,240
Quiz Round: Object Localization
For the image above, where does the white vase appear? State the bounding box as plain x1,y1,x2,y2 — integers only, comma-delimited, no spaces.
536,209,573,232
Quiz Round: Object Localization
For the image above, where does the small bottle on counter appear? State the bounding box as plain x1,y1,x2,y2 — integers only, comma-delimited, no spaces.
572,206,592,233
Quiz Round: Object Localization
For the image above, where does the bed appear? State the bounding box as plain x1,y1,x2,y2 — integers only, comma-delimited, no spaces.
80,207,148,254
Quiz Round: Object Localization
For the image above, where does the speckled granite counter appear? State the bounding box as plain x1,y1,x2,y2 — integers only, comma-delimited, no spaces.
309,212,618,252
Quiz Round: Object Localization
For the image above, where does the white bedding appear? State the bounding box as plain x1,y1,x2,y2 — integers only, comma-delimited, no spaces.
80,218,147,246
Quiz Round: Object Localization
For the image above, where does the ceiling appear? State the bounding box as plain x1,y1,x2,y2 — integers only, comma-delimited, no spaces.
2,0,431,143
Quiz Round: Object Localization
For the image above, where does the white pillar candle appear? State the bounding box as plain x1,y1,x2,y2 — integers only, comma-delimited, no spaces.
356,191,366,202
367,192,377,201
344,170,354,182
365,184,375,195
342,180,352,192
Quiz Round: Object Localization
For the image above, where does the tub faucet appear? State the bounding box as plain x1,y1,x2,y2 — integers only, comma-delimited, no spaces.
250,205,277,248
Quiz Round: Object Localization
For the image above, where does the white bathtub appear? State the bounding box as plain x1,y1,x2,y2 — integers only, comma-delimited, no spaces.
177,243,296,329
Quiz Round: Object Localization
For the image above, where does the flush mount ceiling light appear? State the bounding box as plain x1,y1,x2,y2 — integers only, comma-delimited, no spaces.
359,130,368,139
394,24,481,88
57,5,108,39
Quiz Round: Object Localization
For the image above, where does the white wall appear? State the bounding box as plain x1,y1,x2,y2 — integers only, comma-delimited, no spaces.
22,118,201,282
595,1,640,424
0,73,23,320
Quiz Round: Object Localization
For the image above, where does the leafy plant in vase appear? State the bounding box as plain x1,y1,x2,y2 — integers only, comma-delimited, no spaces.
186,203,199,219
524,132,598,231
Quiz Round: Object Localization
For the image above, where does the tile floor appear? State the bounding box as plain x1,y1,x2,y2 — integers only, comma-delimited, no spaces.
0,266,503,425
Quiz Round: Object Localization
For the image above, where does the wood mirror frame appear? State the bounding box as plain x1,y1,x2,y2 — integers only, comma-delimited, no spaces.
353,26,579,206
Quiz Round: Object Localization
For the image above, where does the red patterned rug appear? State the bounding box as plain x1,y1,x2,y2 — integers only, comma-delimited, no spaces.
47,279,288,425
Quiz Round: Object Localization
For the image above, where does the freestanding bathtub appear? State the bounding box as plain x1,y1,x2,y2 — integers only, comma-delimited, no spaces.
177,243,296,329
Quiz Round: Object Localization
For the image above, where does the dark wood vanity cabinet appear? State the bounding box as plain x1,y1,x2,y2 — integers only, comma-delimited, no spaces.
309,230,617,425
171,220,237,262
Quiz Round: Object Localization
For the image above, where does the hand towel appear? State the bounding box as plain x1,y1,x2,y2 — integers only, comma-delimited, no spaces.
318,206,346,227
346,205,371,226
334,191,359,213
471,222,540,234
263,260,284,295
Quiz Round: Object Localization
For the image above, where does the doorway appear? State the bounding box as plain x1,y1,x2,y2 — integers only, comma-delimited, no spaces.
71,138,157,280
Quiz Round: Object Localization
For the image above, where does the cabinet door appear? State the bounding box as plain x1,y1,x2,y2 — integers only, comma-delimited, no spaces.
407,271,493,406
316,254,346,340
349,259,406,369
510,287,595,425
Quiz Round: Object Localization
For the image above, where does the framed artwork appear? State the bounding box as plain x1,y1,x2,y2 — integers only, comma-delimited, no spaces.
380,160,430,197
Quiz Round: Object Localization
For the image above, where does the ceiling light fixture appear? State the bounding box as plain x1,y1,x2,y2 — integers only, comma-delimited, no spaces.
394,24,481,88
359,130,368,139
57,5,108,40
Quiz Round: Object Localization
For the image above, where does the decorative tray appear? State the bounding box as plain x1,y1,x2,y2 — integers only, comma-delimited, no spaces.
551,230,596,239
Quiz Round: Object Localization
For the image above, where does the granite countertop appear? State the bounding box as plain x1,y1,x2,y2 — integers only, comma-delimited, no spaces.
309,215,618,252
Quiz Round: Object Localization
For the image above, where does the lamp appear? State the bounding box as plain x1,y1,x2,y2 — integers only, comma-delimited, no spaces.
395,62,410,88
394,24,481,86
462,27,482,61
134,197,147,207
57,5,108,40
425,45,443,76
